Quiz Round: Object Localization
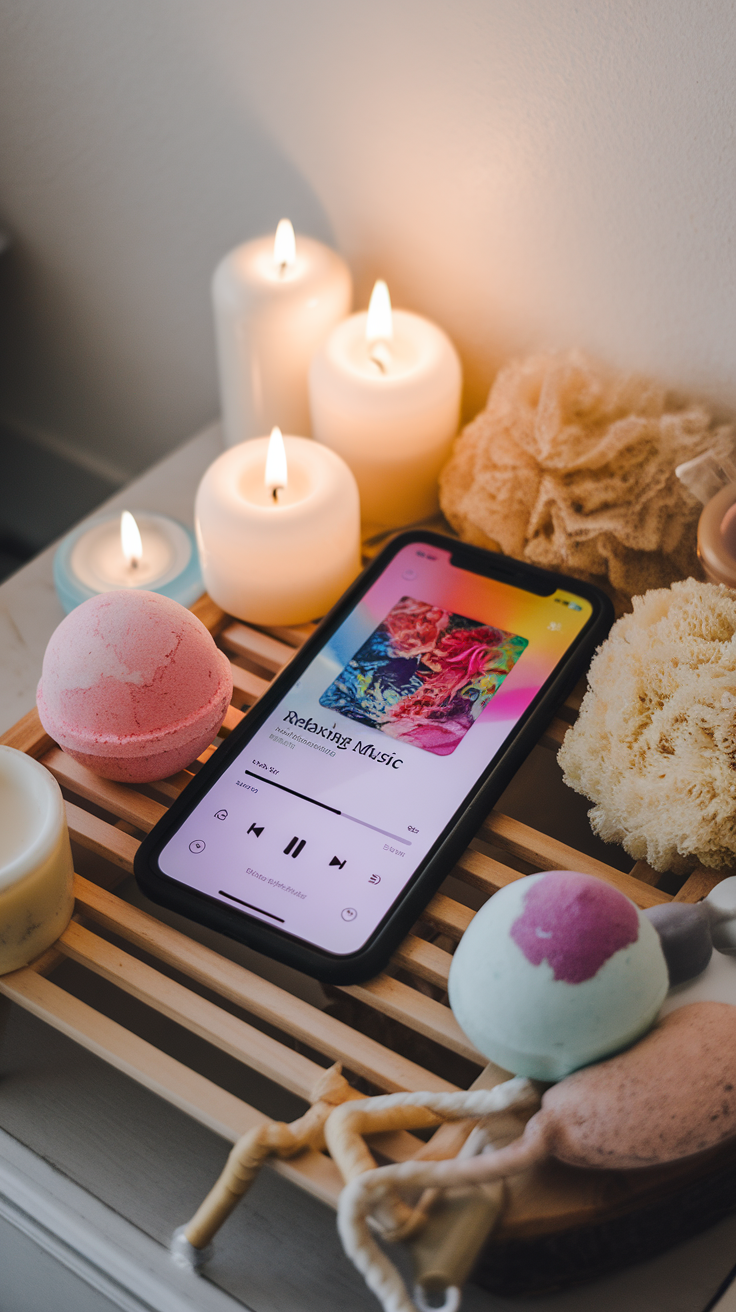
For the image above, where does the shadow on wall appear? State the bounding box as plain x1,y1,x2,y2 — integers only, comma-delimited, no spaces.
0,3,337,480
0,422,117,584
4,2,736,495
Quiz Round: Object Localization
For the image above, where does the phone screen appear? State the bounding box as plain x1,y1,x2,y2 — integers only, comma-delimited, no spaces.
158,542,592,956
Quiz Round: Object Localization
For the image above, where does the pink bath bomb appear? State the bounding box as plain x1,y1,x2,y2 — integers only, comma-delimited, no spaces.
37,590,233,783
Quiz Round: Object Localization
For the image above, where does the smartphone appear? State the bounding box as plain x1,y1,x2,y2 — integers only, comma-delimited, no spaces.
135,531,613,983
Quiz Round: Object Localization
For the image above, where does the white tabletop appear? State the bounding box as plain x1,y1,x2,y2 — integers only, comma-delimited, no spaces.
1,424,735,1312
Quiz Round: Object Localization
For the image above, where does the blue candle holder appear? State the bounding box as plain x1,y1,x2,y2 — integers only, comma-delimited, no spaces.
53,510,204,614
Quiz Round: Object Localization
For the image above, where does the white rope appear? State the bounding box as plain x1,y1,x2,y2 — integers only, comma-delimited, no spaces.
336,1077,539,1312
331,1076,535,1135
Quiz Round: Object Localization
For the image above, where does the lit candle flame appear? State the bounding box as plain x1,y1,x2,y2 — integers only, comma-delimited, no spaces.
273,219,296,274
264,427,288,501
120,511,143,569
365,279,393,372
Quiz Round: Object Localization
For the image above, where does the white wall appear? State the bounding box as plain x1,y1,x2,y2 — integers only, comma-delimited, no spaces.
1,0,735,479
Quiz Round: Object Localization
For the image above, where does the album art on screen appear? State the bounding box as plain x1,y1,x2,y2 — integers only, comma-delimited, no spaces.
319,596,528,756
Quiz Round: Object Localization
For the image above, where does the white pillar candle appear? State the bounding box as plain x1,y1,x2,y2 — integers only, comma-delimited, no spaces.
309,281,462,529
0,746,74,974
212,220,353,447
195,431,361,625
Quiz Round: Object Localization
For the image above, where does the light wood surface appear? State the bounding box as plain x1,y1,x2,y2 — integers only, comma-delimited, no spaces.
4,589,730,1265
71,875,456,1096
0,704,54,758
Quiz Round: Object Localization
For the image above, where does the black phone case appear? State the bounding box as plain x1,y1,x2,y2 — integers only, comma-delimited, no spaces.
135,531,614,984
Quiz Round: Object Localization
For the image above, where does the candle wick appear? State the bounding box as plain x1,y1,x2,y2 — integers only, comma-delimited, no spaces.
130,558,139,570
369,340,391,374
279,261,288,277
272,486,280,501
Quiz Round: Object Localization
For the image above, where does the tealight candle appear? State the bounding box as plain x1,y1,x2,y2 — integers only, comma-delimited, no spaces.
212,219,352,447
309,280,462,529
0,746,74,974
195,429,361,625
54,509,204,614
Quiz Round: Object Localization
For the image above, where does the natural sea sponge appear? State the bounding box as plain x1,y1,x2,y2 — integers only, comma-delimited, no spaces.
439,349,733,612
558,578,736,873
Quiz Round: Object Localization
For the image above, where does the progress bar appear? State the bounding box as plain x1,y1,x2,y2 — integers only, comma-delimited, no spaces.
245,770,339,812
244,770,411,845
342,812,411,844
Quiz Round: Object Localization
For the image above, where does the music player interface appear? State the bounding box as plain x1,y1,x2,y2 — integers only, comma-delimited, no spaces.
159,543,592,955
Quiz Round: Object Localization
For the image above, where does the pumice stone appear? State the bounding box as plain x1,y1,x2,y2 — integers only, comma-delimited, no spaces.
448,870,669,1082
643,902,713,985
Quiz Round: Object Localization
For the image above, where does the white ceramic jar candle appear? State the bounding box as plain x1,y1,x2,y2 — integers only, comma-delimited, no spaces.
309,281,462,529
212,221,353,447
195,432,361,625
0,746,74,974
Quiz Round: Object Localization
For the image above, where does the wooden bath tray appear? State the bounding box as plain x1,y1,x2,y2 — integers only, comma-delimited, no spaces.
0,591,730,1297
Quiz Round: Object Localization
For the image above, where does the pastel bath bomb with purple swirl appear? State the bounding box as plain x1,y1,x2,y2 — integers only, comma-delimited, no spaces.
448,871,668,1081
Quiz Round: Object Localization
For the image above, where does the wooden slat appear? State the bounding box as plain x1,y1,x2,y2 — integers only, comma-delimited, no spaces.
221,704,245,733
229,663,271,704
41,748,166,832
343,975,485,1066
260,622,316,647
630,860,663,888
26,942,68,977
0,965,265,1139
189,593,228,638
142,772,193,803
72,877,455,1094
0,965,345,1206
393,935,453,989
453,847,527,896
482,812,670,908
0,705,54,758
58,920,326,1100
539,717,569,751
220,622,295,673
421,892,474,940
66,801,139,875
674,867,730,902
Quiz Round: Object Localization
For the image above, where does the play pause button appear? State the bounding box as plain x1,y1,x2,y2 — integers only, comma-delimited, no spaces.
329,856,346,869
